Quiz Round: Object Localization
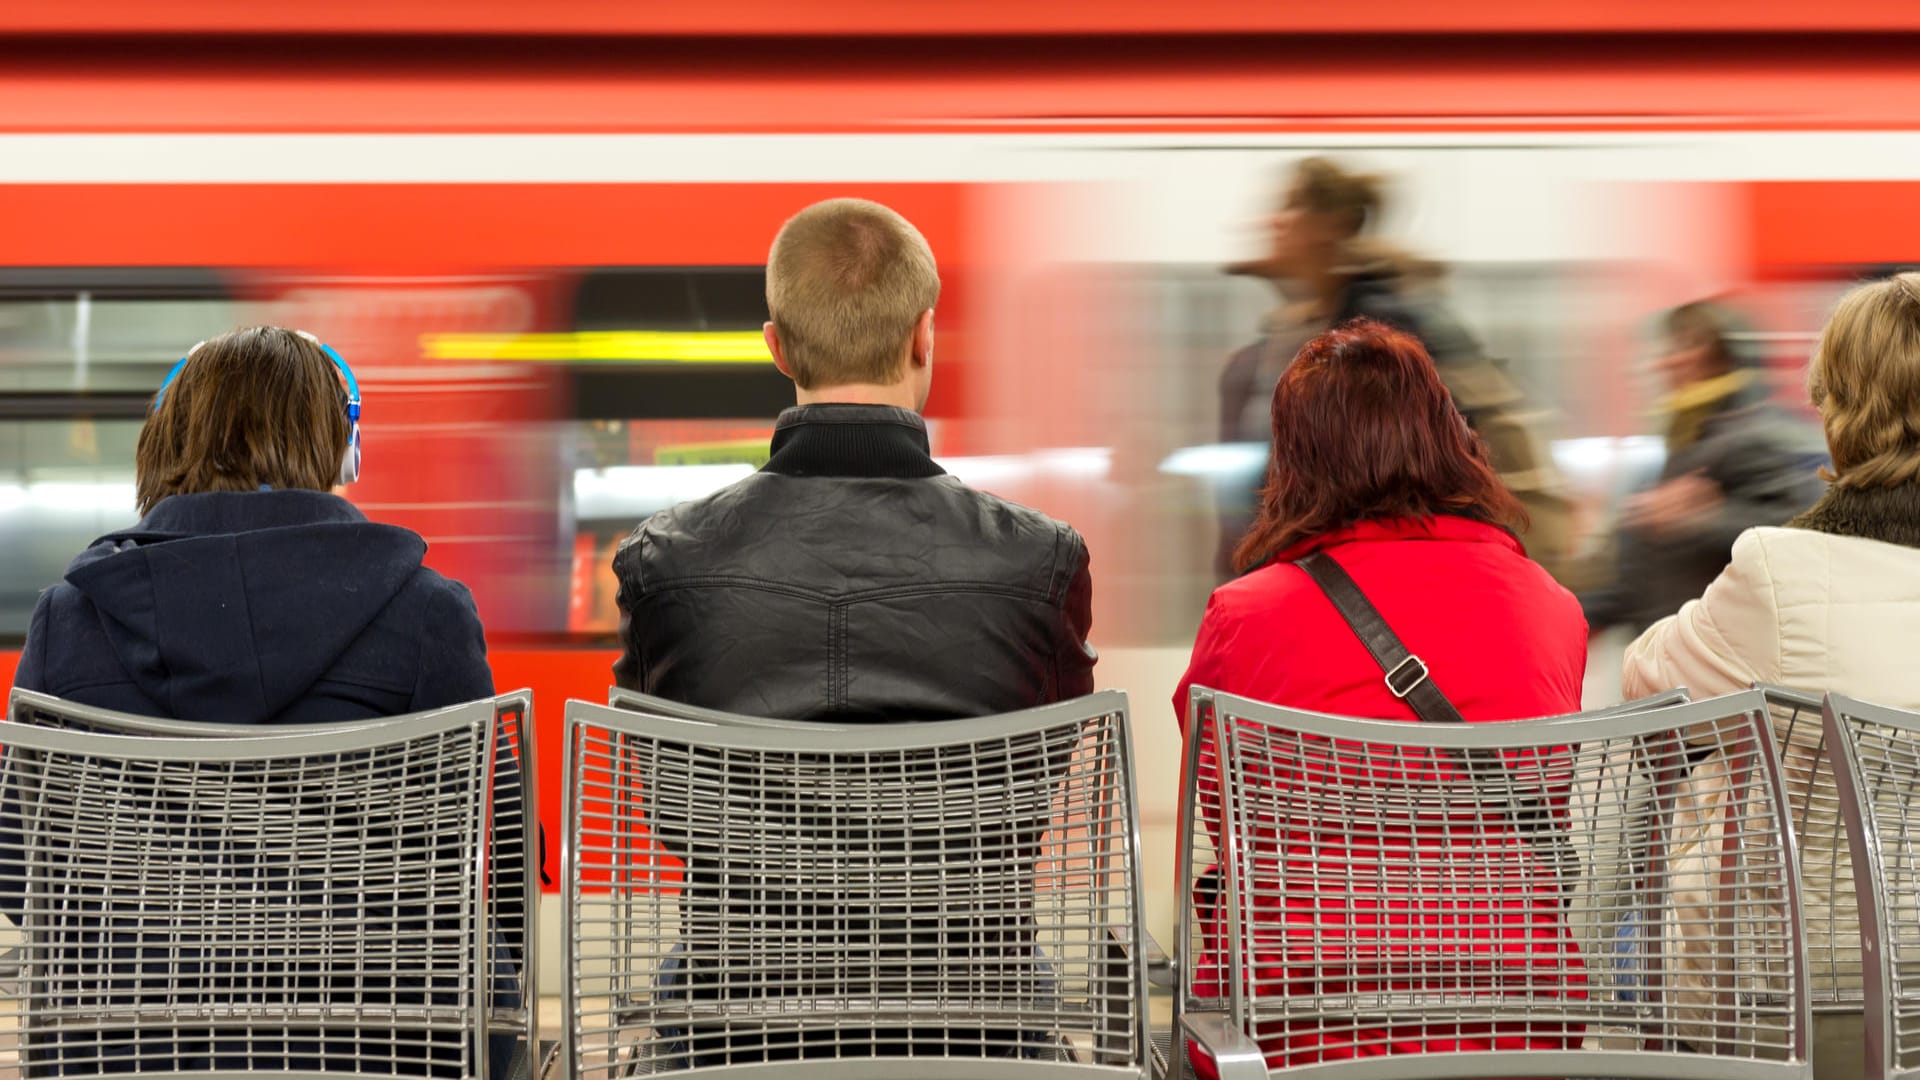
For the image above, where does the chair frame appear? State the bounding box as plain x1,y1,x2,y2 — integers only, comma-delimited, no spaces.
562,690,1151,1080
4,686,542,1072
1170,686,1810,1080
1825,692,1920,1080
1161,690,1694,1080
1755,684,1863,1017
0,704,500,1080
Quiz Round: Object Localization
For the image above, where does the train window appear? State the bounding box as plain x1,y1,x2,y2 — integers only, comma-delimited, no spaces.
0,270,238,636
558,267,789,633
0,269,237,393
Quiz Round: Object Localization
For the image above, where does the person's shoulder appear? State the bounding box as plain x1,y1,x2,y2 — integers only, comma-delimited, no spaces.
1206,560,1316,621
613,473,773,566
947,480,1077,536
1743,524,1920,582
401,563,482,622
940,481,1088,569
34,577,86,611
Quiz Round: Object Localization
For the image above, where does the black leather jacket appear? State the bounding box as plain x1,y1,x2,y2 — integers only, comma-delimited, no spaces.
613,404,1097,720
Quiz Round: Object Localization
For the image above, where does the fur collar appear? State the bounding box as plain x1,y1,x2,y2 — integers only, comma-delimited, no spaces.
1787,484,1920,551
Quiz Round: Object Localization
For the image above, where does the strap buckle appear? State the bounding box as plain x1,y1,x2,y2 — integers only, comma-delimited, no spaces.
1384,655,1430,699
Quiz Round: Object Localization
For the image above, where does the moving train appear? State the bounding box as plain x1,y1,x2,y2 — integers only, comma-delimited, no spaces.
2,4,1917,976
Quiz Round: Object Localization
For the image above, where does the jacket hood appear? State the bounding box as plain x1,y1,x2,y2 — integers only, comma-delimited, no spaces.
63,490,427,723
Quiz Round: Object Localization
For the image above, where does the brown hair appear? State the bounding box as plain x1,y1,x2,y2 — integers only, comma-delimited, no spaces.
1288,157,1386,240
1233,318,1526,571
1809,272,1920,490
765,198,941,389
1664,300,1741,374
135,325,352,515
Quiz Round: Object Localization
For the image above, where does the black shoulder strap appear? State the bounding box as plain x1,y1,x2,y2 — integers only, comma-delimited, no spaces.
1295,549,1576,891
1295,551,1465,724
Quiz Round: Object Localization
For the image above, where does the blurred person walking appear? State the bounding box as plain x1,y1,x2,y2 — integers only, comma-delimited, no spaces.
1623,274,1920,1078
1217,156,1574,581
1580,301,1824,634
1178,319,1588,1074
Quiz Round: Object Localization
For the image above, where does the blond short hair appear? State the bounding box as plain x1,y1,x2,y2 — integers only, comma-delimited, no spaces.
765,198,940,389
1810,272,1920,490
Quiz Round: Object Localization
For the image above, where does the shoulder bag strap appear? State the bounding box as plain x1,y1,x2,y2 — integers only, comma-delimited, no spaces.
1294,551,1464,725
1294,550,1575,889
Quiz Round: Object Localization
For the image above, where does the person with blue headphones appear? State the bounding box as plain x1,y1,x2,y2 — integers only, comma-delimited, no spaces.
10,325,509,1077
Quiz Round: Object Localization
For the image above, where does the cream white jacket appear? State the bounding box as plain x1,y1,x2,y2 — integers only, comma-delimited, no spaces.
1624,526,1920,703
1623,524,1920,1037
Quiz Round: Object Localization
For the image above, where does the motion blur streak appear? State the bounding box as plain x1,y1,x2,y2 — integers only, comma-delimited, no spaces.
0,2,1915,986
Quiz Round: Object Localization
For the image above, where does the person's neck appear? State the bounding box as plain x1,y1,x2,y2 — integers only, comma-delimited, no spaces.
1306,266,1347,318
794,383,921,411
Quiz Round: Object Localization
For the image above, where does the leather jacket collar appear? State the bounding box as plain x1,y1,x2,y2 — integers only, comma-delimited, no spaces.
762,404,946,479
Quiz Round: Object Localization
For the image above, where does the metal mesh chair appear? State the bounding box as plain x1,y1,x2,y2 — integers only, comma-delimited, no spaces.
1756,686,1863,1014
5,687,541,1074
1153,690,1692,1080
563,691,1149,1078
1170,686,1808,1080
1825,693,1920,1080
0,702,498,1078
606,687,845,732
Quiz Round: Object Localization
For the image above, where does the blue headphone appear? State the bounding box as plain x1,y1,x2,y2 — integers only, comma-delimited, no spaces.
154,329,363,486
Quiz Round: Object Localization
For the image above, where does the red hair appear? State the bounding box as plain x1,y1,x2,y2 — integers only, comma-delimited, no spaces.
1232,318,1526,572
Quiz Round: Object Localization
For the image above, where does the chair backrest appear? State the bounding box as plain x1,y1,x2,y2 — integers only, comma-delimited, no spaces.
0,703,497,1078
1824,693,1920,1080
1169,690,1693,1041
562,690,1148,1079
4,687,540,1063
1184,686,1809,1080
607,686,846,732
1757,685,1862,1013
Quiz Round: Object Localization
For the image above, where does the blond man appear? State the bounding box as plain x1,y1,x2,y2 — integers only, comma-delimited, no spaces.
613,198,1096,718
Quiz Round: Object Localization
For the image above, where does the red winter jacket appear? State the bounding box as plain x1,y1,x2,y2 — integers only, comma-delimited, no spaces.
1174,516,1589,1073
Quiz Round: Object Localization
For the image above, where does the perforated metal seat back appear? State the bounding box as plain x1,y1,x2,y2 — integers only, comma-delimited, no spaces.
1171,692,1689,1024
5,687,541,1060
1826,694,1920,1080
0,705,497,1079
1760,687,1862,1012
563,692,1148,1078
1184,687,1809,1080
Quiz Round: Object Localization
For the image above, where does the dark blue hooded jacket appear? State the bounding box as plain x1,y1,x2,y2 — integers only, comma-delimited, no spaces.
16,489,494,720
6,489,511,1077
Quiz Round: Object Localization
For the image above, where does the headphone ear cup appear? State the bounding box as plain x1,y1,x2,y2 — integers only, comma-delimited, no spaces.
339,422,362,486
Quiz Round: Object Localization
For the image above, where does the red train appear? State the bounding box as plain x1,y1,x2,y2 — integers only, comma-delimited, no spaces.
3,5,1919,922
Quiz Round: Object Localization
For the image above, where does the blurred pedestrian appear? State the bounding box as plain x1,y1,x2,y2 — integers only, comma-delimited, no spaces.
1621,272,1920,1079
1218,156,1574,580
1580,301,1825,634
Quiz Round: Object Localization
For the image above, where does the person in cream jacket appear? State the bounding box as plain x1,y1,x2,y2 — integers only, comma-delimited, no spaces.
1623,272,1920,1080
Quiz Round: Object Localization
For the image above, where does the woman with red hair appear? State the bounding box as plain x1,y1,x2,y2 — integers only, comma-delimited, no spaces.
1175,318,1588,1072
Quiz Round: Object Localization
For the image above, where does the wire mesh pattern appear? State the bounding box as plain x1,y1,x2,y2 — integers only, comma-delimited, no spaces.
563,693,1148,1077
1176,687,1808,1080
0,706,496,1079
1756,688,1862,1012
1826,694,1920,1080
5,688,541,1070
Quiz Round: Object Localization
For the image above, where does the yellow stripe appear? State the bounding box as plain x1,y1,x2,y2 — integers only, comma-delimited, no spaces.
420,331,770,363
